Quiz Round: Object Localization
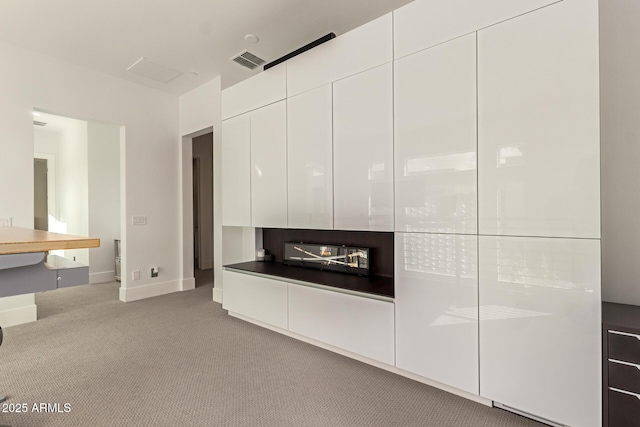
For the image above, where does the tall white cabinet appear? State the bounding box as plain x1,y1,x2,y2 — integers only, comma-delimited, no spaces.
221,113,251,226
394,33,477,234
287,85,334,230
251,101,287,228
333,64,393,232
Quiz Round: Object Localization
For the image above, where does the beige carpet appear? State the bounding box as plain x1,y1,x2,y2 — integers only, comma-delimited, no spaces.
0,280,543,427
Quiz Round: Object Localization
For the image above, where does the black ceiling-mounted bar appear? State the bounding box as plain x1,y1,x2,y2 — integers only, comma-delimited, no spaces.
263,33,336,71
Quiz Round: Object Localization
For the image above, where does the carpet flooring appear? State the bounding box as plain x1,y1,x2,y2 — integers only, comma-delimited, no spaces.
0,279,543,427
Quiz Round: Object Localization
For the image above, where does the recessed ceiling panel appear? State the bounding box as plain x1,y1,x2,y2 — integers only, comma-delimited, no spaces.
127,57,183,83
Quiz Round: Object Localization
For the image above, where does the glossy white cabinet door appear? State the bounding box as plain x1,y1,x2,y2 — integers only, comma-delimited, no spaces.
286,14,392,97
222,270,288,329
251,101,287,228
333,64,393,232
288,284,395,365
221,114,251,226
395,233,478,394
394,34,477,234
222,63,286,120
287,85,333,230
393,0,560,59
478,0,600,238
479,236,601,427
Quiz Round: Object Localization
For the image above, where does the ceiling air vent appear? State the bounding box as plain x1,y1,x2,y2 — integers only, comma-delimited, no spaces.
33,121,47,127
230,50,266,70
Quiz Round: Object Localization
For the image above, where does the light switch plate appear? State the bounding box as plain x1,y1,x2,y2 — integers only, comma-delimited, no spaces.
132,215,147,226
0,217,12,227
133,270,140,281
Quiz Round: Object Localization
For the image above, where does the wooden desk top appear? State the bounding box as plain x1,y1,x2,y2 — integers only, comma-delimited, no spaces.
0,227,100,255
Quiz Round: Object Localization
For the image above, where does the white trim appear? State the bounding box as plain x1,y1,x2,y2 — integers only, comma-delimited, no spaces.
228,311,492,407
119,279,181,302
89,270,115,284
181,277,196,291
34,152,57,224
212,287,223,303
0,304,37,328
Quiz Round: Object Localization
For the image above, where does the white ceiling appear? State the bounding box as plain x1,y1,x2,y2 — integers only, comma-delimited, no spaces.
0,0,413,96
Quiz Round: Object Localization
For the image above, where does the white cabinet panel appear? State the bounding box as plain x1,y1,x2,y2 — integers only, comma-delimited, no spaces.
394,34,477,234
479,236,601,427
288,284,395,365
287,14,392,97
221,114,251,226
393,0,561,59
251,101,287,228
478,1,600,238
395,233,478,394
287,85,333,229
222,64,286,119
333,64,393,231
222,270,288,329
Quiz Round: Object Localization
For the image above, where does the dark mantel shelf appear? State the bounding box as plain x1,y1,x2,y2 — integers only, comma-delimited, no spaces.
223,261,394,299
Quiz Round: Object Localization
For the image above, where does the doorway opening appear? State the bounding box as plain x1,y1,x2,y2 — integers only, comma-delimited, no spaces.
192,132,214,287
33,110,123,284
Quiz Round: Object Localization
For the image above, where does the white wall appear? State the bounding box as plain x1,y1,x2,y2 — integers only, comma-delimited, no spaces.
57,118,89,265
179,77,223,302
600,0,640,305
0,39,181,309
88,122,121,283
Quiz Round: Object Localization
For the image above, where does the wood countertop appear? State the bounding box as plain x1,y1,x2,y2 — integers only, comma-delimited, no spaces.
0,227,100,255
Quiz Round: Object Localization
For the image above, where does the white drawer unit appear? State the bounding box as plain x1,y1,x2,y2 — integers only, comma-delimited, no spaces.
286,13,392,97
333,63,393,232
222,270,288,329
288,284,395,365
393,0,561,59
222,63,286,120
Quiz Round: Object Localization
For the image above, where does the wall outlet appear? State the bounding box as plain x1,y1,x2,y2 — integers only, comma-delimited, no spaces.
151,267,158,278
132,270,140,281
0,217,12,227
132,215,147,226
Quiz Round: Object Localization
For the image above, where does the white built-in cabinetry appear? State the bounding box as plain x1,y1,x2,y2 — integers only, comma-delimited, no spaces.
287,85,334,230
333,64,394,231
394,33,477,234
251,101,287,228
221,113,251,226
220,1,602,425
395,232,478,394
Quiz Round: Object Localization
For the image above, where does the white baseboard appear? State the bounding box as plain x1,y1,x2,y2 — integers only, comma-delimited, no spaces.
0,304,37,328
90,270,115,284
119,279,181,302
181,277,196,291
212,287,222,304
228,312,492,408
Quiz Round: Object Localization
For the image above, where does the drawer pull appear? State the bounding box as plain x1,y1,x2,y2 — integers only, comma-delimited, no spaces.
610,359,640,370
610,387,640,400
610,330,640,340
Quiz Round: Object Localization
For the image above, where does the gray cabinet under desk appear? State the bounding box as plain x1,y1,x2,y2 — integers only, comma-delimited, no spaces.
603,302,640,427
